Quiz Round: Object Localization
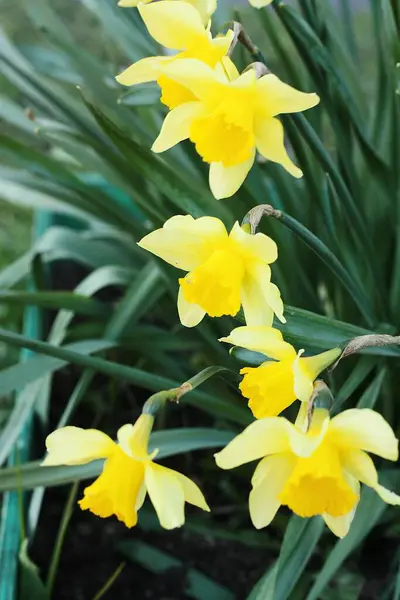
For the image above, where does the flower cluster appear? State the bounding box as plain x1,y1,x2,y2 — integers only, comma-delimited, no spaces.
42,0,399,538
115,0,319,199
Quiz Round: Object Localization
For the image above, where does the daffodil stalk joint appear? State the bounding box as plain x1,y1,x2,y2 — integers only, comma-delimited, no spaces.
302,379,335,432
242,204,281,234
142,382,193,416
332,333,400,370
227,21,265,64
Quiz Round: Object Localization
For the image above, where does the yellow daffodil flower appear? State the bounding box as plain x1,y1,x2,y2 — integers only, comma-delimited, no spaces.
42,414,209,529
138,214,285,327
220,326,341,418
215,407,400,537
118,0,217,26
115,2,232,109
151,58,319,198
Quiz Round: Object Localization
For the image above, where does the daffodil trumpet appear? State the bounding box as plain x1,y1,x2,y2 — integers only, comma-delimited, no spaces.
138,214,285,327
220,325,341,418
151,57,319,198
215,407,400,537
115,2,232,109
42,412,209,529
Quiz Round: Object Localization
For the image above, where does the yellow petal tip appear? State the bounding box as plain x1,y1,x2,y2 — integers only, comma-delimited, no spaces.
118,0,137,6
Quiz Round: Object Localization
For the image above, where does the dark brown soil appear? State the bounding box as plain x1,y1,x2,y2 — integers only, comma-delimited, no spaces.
31,483,272,600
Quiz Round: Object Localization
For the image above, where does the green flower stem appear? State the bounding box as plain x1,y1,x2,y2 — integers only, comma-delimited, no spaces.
142,366,230,416
46,481,79,597
92,562,126,600
243,205,375,327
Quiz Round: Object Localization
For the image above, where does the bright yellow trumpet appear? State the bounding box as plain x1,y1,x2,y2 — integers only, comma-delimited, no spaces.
220,325,341,417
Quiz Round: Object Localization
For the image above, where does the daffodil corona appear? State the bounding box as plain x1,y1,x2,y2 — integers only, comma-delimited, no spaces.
42,415,209,529
151,58,319,198
115,2,232,109
215,407,400,537
221,325,341,417
138,215,285,327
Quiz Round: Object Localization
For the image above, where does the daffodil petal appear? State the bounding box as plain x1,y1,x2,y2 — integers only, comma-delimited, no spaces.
265,282,286,323
138,1,205,50
145,462,185,529
323,477,360,538
210,30,235,57
256,74,319,117
219,325,293,360
241,262,285,326
152,101,203,153
209,153,255,199
215,418,293,469
115,56,168,86
117,414,154,460
240,269,273,327
118,0,142,6
171,471,210,511
162,58,222,100
249,454,295,528
249,0,272,7
218,56,240,81
255,117,303,178
240,270,269,326
177,285,206,327
300,348,342,381
42,427,115,466
185,0,217,24
329,409,399,460
341,448,400,505
341,448,378,487
294,401,309,430
229,221,278,264
138,214,228,271
375,484,400,505
290,412,330,457
323,511,354,538
292,350,314,403
135,484,147,511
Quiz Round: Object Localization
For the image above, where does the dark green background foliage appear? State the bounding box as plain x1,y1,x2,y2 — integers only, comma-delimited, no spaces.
0,0,399,598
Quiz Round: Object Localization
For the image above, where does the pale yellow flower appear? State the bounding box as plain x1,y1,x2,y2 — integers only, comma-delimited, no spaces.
118,0,217,25
248,0,272,7
42,415,209,529
220,325,341,417
215,407,400,537
115,2,232,109
138,215,284,327
151,58,319,198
